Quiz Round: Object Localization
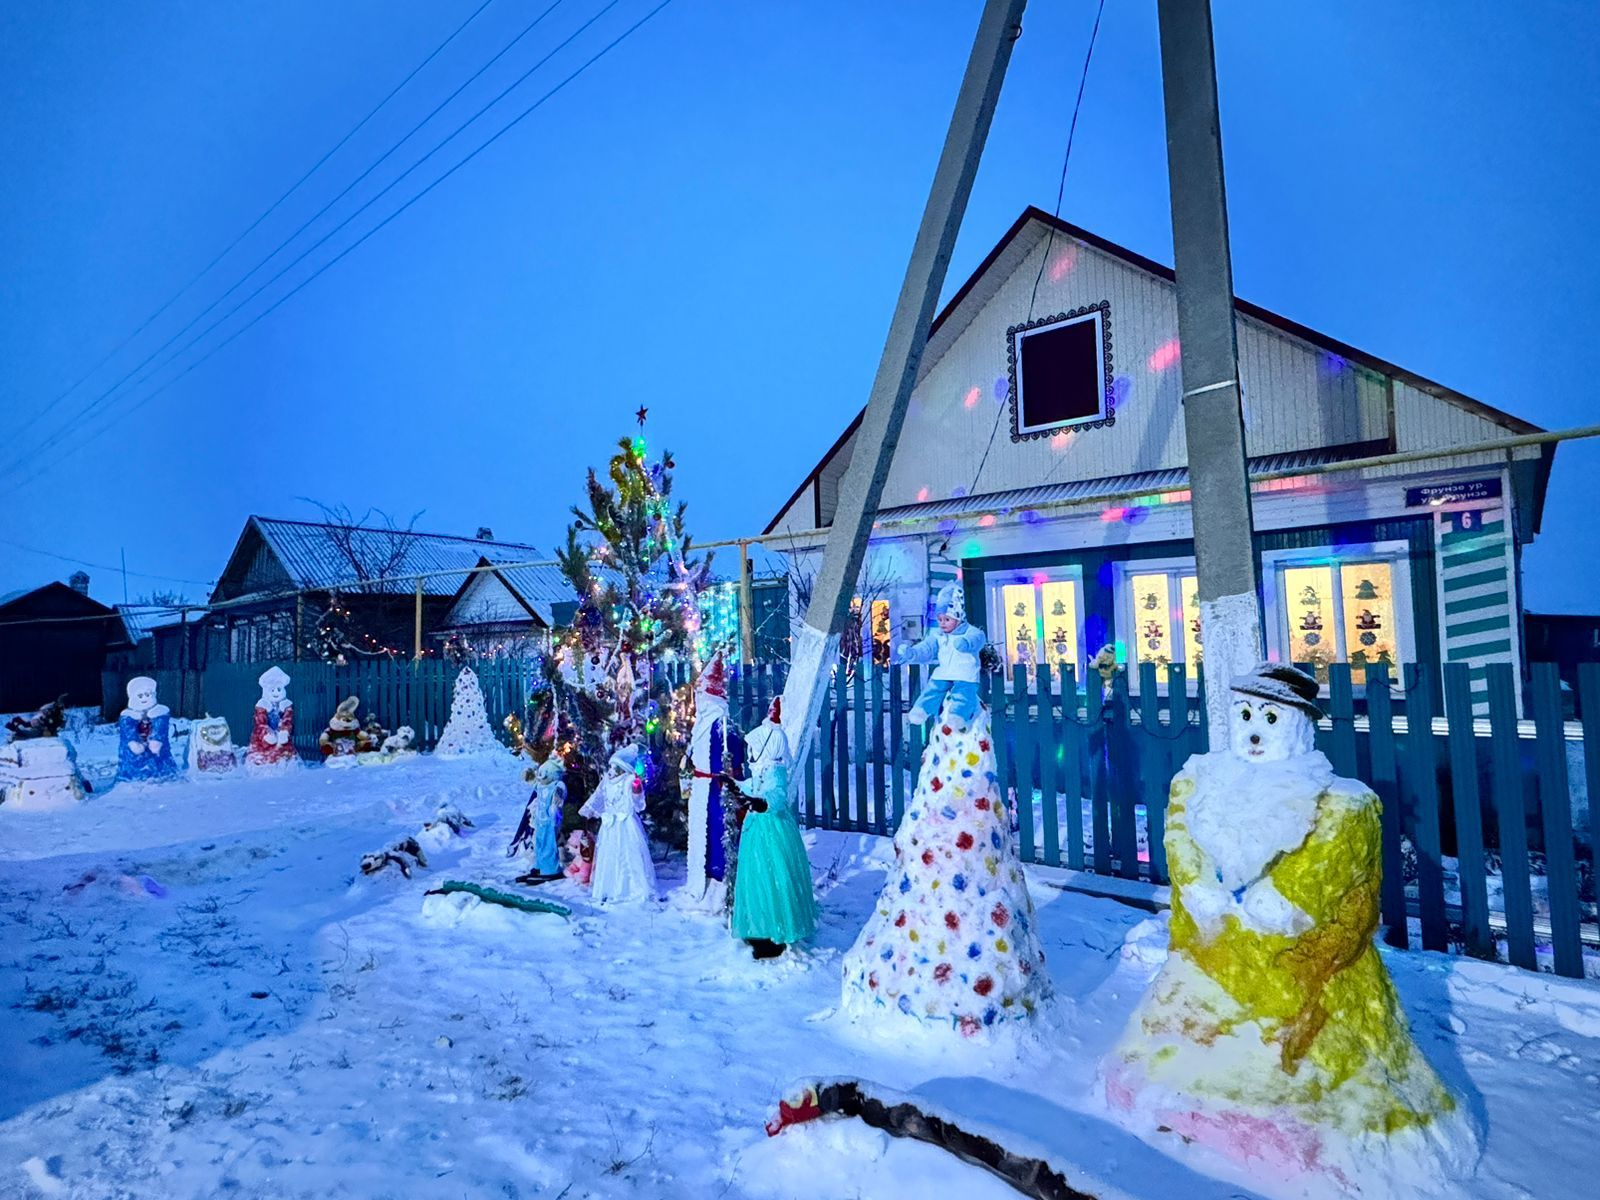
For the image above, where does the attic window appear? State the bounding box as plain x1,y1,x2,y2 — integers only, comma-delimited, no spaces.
1007,301,1114,440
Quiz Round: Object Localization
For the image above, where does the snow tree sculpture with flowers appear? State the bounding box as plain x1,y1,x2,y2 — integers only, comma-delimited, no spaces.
1102,662,1475,1188
531,420,712,851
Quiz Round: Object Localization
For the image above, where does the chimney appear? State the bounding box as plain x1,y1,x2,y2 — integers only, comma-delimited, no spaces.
68,571,90,595
475,527,494,541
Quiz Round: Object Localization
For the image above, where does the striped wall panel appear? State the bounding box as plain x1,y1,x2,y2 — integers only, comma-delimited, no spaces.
1434,498,1519,713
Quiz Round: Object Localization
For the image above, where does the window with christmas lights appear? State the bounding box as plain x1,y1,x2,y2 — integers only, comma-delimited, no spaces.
1113,560,1202,686
984,568,1083,685
1263,545,1411,684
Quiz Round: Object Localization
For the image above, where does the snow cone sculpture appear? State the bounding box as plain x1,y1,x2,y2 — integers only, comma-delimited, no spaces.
117,676,181,784
434,667,503,758
1102,663,1474,1188
245,666,298,772
843,615,1050,1037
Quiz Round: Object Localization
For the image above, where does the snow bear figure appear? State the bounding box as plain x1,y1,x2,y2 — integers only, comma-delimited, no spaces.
1101,663,1476,1190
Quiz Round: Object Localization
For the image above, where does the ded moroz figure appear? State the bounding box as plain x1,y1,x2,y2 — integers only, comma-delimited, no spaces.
245,666,299,772
895,582,986,728
679,649,745,911
117,676,181,784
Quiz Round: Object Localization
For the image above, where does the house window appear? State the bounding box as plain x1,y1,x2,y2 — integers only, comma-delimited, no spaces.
985,568,1084,684
1118,563,1203,677
1264,545,1411,682
1007,302,1114,440
845,597,892,667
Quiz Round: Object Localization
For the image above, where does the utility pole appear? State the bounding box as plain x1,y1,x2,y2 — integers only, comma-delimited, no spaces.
780,0,1026,765
1156,0,1262,741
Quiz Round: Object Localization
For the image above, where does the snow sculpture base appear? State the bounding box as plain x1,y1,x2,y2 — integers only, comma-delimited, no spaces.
841,707,1050,1038
0,738,85,813
1102,752,1477,1191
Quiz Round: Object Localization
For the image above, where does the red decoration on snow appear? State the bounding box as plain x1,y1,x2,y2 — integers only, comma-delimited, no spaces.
934,962,953,984
975,797,990,811
956,831,974,851
764,1086,823,1137
942,725,954,736
931,777,944,792
921,849,935,866
973,976,994,997
895,911,908,927
979,739,991,751
944,911,960,931
991,903,1010,929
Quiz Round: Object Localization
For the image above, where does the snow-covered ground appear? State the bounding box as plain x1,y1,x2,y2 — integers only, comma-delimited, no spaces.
2,753,1598,1200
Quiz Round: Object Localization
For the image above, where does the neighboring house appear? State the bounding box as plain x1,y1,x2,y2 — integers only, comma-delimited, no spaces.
433,559,584,657
0,573,132,712
767,208,1551,710
206,516,552,663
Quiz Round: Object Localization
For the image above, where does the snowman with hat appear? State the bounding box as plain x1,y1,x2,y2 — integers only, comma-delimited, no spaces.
1101,661,1475,1187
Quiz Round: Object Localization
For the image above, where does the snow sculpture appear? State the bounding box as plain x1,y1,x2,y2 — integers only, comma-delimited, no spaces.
319,696,362,765
188,716,236,775
117,676,180,783
0,737,86,812
578,744,657,904
1102,663,1475,1185
356,725,417,766
680,650,744,910
842,674,1051,1036
434,667,503,757
895,583,985,728
564,829,595,886
726,698,818,958
509,756,567,880
245,666,298,772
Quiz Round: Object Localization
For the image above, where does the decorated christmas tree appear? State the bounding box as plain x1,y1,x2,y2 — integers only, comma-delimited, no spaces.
530,417,711,850
435,667,503,757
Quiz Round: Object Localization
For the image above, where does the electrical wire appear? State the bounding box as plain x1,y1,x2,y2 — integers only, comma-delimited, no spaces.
0,0,571,482
0,535,213,586
965,0,1107,502
3,0,500,457
0,0,674,502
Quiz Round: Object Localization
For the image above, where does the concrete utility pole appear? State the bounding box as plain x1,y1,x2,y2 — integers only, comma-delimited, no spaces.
1156,0,1263,741
779,0,1027,767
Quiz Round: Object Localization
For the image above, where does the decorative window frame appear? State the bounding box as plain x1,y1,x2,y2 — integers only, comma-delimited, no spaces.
1111,555,1201,693
1006,300,1115,442
982,565,1088,689
1260,540,1415,689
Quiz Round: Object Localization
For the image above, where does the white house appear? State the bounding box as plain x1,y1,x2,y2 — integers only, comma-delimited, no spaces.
766,208,1551,706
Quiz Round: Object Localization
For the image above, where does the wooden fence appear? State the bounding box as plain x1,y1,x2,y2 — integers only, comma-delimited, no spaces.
108,655,1597,979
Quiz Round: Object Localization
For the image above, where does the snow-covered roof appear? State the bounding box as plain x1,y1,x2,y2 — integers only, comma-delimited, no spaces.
116,605,192,643
214,517,547,601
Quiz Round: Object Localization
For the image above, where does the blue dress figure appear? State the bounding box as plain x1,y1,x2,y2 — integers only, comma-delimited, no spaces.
117,676,180,783
680,650,745,911
509,757,567,881
896,583,987,728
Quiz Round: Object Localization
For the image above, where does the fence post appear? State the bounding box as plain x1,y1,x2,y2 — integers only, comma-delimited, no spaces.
1061,665,1084,871
1443,663,1492,959
869,663,886,835
1579,664,1600,900
1110,671,1139,880
1089,671,1113,875
888,664,906,831
1011,662,1036,862
1531,662,1584,978
1486,663,1536,970
1038,662,1060,868
1366,666,1407,949
852,666,869,831
1404,664,1450,953
412,579,423,662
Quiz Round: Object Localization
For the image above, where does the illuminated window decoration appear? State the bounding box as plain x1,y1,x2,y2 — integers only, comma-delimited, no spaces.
1115,564,1203,684
842,596,893,667
694,582,742,665
1271,555,1407,683
988,572,1082,684
1179,575,1202,668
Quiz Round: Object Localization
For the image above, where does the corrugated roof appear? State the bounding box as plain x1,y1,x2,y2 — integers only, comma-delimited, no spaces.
875,443,1385,523
252,517,545,597
116,605,191,642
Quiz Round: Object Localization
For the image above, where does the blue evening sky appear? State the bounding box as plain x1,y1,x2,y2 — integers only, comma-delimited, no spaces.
1,1,1595,611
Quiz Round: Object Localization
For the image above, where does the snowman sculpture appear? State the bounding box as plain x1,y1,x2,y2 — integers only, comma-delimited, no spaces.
245,666,299,772
116,676,181,784
1102,663,1474,1187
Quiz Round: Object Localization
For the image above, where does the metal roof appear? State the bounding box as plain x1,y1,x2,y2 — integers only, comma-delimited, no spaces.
874,443,1386,523
252,517,544,597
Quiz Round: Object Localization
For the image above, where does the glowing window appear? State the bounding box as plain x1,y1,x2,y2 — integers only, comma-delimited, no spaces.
1116,564,1202,682
1269,553,1409,683
986,570,1083,684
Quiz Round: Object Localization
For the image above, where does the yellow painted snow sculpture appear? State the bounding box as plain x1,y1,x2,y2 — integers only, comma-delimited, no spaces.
1102,663,1475,1189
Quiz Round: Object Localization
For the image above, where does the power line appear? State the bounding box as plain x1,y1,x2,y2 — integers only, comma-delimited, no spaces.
3,0,500,459
967,0,1107,501
0,0,673,501
0,0,571,482
0,536,213,586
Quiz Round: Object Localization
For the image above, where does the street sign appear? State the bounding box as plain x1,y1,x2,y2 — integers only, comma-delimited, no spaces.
1405,478,1502,508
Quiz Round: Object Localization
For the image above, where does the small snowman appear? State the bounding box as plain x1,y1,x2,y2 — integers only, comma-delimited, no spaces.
1102,663,1474,1184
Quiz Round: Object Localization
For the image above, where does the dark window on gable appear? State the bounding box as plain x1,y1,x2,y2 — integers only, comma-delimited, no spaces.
1009,304,1112,439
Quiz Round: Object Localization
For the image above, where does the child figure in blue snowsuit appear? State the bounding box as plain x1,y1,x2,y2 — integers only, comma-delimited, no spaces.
895,583,987,728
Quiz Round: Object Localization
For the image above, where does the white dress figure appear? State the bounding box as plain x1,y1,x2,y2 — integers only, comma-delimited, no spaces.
579,745,658,904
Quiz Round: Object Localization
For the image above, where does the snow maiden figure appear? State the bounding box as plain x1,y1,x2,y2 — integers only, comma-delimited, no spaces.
509,756,567,881
578,745,657,904
245,666,298,772
842,617,1051,1037
895,583,985,728
722,699,817,959
679,650,745,910
117,676,180,784
1102,663,1475,1189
